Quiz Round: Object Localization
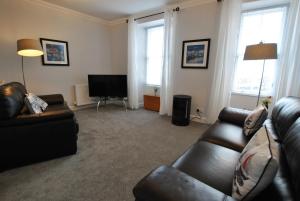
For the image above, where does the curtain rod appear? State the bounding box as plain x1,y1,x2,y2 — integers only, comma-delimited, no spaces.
134,11,165,21
126,7,180,23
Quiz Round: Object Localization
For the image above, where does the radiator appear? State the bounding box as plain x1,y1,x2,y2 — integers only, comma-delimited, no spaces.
74,84,94,106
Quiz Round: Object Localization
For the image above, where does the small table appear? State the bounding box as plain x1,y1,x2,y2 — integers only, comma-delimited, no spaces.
144,95,160,112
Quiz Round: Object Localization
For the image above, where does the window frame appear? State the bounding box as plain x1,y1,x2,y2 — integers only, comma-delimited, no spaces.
145,24,164,87
232,4,288,96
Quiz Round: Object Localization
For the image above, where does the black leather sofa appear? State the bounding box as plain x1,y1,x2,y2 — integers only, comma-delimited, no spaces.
133,96,300,201
0,82,79,171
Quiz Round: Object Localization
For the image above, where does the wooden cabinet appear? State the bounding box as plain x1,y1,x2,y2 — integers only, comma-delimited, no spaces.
144,95,160,112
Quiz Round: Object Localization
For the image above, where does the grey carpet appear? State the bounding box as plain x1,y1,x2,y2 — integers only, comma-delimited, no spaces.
0,106,209,201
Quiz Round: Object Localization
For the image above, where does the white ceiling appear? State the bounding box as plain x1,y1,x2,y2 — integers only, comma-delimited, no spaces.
42,0,189,21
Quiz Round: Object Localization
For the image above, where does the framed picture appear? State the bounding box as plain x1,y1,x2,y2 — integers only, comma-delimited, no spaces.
181,39,210,69
40,38,70,66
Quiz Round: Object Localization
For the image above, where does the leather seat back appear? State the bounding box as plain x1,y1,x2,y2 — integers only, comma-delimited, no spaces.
271,97,300,141
0,82,27,120
281,118,300,201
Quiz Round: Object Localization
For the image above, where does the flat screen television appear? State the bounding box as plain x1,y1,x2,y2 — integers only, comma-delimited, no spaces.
88,75,127,98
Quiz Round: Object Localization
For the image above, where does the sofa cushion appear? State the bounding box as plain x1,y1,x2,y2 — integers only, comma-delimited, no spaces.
243,105,268,136
172,141,240,195
201,121,249,152
25,93,48,114
281,118,300,200
272,97,300,141
232,126,279,201
0,82,26,120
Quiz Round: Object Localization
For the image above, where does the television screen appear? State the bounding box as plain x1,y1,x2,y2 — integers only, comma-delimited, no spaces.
88,75,127,98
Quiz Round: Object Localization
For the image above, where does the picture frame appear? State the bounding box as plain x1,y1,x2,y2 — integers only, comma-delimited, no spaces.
40,38,70,66
181,39,210,69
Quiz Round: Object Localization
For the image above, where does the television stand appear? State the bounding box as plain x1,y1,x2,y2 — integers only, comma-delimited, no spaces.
97,97,128,112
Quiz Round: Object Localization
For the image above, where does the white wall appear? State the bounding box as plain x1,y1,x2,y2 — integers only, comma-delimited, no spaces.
173,3,220,116
0,0,112,105
230,94,258,110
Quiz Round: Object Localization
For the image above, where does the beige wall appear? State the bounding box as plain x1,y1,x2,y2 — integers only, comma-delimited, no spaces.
109,2,221,116
0,0,112,105
1,0,253,112
110,23,128,74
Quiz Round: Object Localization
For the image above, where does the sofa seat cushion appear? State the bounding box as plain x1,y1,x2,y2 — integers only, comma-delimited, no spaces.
133,165,236,201
201,121,250,152
172,141,240,195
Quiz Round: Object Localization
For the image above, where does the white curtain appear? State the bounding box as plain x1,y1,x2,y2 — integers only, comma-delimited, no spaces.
273,0,300,101
127,17,139,109
207,0,242,123
160,9,177,116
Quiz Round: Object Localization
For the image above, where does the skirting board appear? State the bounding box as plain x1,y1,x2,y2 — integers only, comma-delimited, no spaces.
190,114,208,124
69,103,97,111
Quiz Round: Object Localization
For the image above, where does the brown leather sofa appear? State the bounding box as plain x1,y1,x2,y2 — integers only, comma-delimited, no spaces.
133,96,300,201
0,82,79,171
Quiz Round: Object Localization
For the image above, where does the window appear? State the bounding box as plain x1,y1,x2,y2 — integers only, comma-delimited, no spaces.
146,25,164,86
233,7,287,96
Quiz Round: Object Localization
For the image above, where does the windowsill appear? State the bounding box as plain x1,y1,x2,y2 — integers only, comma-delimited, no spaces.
231,92,270,98
144,84,160,88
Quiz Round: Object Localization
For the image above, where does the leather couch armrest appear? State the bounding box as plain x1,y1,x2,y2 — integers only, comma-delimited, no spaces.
218,107,251,127
38,94,64,105
133,165,236,201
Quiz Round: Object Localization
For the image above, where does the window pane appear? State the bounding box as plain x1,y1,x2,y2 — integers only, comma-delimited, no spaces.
233,7,286,96
146,26,164,86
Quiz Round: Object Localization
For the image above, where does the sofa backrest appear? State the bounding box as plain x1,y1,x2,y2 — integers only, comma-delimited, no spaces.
0,82,27,120
281,118,300,201
272,97,300,141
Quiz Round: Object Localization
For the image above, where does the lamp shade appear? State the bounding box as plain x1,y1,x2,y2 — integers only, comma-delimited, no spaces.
17,39,44,57
244,42,277,60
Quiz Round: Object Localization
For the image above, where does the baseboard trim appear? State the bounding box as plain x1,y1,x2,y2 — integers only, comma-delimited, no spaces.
190,114,208,124
69,103,97,111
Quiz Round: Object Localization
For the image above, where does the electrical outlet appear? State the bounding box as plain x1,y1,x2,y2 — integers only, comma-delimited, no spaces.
196,108,204,114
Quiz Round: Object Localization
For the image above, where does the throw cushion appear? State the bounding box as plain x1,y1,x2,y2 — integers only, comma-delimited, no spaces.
25,93,48,114
232,126,279,201
243,105,268,136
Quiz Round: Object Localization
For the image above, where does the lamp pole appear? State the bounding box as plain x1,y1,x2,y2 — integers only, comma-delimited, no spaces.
21,56,26,89
256,59,266,106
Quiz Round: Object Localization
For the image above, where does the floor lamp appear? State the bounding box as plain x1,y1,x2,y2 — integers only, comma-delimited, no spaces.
17,39,44,89
243,42,278,106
